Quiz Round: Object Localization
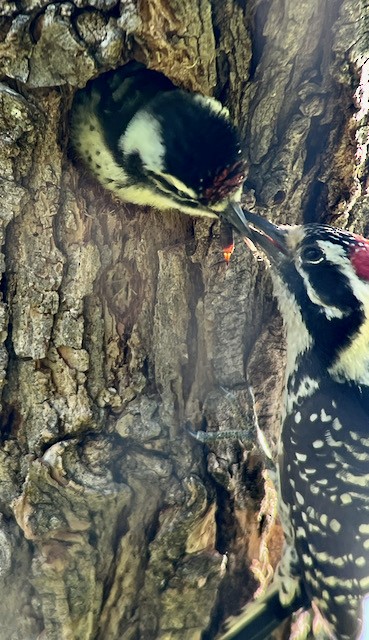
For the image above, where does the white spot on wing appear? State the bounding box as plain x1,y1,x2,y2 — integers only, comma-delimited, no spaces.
334,594,346,604
330,519,341,532
360,577,369,589
316,478,328,486
332,418,342,431
320,409,332,422
312,440,324,448
303,553,313,566
296,492,305,505
120,111,165,172
325,575,353,587
338,471,369,487
296,452,307,462
359,524,369,535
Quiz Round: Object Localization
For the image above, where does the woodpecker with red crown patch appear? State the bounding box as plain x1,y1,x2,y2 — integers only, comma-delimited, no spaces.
219,209,369,640
70,62,249,254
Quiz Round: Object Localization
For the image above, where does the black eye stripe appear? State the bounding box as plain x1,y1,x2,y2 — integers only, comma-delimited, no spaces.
149,173,176,192
148,172,198,202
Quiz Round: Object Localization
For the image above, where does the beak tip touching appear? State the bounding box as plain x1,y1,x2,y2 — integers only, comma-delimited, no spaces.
224,201,253,237
225,203,288,262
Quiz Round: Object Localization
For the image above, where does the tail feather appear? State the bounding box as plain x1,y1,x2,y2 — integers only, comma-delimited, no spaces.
218,583,310,640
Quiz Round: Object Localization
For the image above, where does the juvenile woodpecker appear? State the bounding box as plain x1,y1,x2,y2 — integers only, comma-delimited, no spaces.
70,62,248,239
220,209,369,640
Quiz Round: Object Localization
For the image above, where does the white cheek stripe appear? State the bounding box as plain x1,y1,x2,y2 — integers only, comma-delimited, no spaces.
297,261,344,319
155,172,198,199
319,242,369,384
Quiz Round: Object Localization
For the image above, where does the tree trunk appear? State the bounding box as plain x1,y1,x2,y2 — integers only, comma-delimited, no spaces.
0,1,366,639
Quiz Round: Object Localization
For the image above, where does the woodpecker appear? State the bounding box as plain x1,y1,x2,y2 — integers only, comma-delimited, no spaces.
219,209,369,640
70,62,248,240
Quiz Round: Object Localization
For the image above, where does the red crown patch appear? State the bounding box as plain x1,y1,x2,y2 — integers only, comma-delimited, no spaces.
201,160,247,205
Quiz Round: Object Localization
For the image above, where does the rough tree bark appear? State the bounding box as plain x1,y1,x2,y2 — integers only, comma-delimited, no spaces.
0,1,367,639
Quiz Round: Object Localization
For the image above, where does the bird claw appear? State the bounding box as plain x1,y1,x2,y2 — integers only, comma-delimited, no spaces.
185,386,275,461
288,603,335,640
290,609,312,640
186,420,255,443
311,602,335,639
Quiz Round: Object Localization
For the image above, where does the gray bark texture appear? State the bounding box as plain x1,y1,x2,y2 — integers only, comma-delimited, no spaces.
0,0,367,639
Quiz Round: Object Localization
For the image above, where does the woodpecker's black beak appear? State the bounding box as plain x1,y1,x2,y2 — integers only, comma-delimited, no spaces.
223,202,254,237
228,206,289,263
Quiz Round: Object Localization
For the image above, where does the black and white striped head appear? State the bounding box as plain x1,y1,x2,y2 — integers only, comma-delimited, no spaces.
71,63,249,235
240,211,369,382
120,91,247,223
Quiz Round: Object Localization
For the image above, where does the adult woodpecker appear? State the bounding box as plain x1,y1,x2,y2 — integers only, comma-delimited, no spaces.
70,62,249,248
219,209,369,640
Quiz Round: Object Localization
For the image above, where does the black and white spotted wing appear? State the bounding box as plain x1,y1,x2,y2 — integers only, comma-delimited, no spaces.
281,377,369,640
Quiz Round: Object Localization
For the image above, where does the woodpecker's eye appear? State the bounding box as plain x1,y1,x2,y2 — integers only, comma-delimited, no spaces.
300,246,324,264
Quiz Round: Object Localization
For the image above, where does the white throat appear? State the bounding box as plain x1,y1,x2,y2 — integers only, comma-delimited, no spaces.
271,272,312,381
